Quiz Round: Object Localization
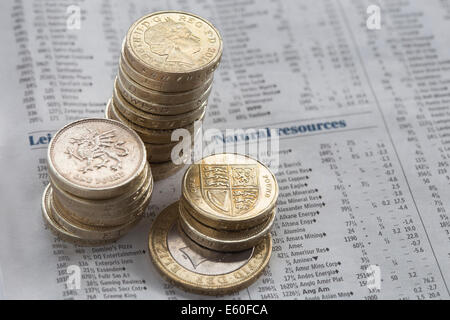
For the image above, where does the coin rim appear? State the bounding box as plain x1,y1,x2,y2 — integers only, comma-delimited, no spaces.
145,128,199,163
51,164,153,227
179,202,276,252
151,160,187,181
181,153,279,229
41,184,116,246
51,162,150,210
50,186,149,240
120,42,215,92
145,143,178,163
107,99,202,144
125,11,223,76
118,63,214,105
115,76,211,115
113,82,207,129
148,201,272,295
47,118,147,199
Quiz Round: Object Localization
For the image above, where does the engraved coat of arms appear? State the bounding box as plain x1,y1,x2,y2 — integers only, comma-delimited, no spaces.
65,128,129,173
200,164,259,216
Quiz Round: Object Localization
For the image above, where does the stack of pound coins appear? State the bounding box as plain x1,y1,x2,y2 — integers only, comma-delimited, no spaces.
105,11,223,181
148,153,279,295
41,119,153,246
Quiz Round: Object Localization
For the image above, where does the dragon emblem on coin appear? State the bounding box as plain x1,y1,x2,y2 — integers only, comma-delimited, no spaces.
200,165,259,216
144,17,201,67
65,128,129,173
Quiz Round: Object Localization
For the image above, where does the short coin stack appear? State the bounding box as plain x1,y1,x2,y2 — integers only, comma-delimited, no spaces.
42,119,153,246
148,153,278,295
105,11,223,181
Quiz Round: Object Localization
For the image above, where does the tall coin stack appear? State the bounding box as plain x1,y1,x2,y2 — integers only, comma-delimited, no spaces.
105,11,223,181
148,154,279,295
42,119,153,246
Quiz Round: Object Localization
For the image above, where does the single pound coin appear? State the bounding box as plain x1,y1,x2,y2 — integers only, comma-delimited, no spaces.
47,118,147,199
182,153,279,230
125,11,223,90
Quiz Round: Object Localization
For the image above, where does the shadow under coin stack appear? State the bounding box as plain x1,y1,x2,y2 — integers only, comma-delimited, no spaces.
148,153,279,295
41,119,153,246
105,11,223,181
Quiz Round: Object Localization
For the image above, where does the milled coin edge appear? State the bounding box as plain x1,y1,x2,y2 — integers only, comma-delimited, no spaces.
179,202,276,252
181,153,279,228
41,184,117,246
125,11,223,77
148,202,272,295
47,118,148,198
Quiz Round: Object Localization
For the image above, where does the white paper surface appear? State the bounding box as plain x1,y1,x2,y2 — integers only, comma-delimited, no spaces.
0,0,449,299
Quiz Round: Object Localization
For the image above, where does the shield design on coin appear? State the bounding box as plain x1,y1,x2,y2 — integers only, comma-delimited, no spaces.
200,164,259,216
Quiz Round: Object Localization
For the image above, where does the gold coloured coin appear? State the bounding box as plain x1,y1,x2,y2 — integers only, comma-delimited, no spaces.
176,222,227,260
120,45,214,93
115,76,211,116
50,187,149,240
104,100,114,119
118,63,213,105
148,202,272,295
113,82,207,129
107,99,202,144
151,160,187,181
145,141,178,163
51,164,153,227
146,124,200,163
41,184,115,246
125,11,222,90
105,98,120,122
48,118,147,200
182,153,279,230
179,202,276,252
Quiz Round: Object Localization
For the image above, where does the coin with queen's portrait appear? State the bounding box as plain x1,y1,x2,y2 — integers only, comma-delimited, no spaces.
125,11,222,78
144,17,202,68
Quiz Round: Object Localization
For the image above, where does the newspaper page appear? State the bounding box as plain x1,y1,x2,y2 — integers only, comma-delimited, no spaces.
0,0,449,300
